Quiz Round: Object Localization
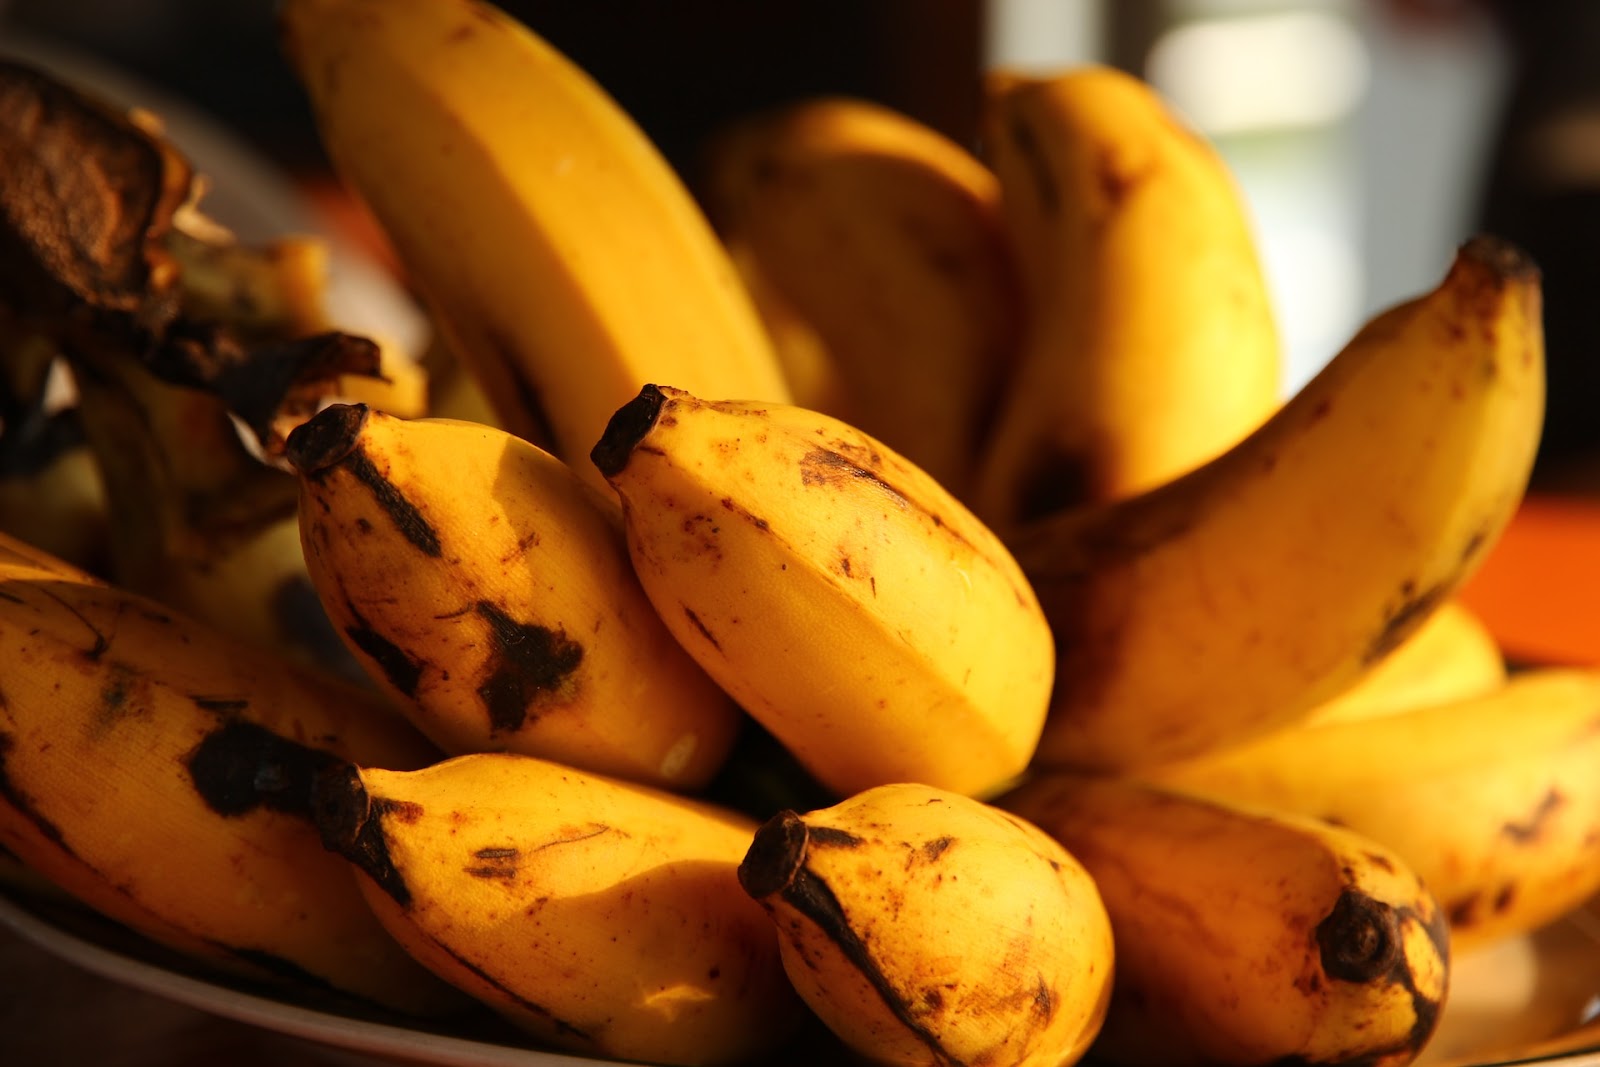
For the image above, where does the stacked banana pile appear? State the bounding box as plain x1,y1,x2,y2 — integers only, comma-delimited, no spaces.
0,0,1586,1065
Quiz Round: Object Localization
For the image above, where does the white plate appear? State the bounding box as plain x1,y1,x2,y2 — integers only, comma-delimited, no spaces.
3,884,1600,1067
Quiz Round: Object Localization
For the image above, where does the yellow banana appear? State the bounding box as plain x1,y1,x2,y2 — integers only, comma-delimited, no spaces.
698,95,1022,498
972,65,1282,531
285,402,743,789
1142,666,1600,951
312,751,806,1065
1012,235,1544,772
591,384,1054,799
1000,773,1450,1067
1303,598,1505,726
0,547,463,1017
279,0,792,493
738,781,1113,1067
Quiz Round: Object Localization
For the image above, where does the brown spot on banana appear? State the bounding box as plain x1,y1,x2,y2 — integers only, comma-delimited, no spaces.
286,404,442,558
0,730,69,848
310,762,414,907
340,600,423,698
473,600,583,733
464,846,519,880
1500,788,1565,842
738,811,966,1067
797,447,908,510
185,718,341,819
681,606,722,653
1363,581,1451,666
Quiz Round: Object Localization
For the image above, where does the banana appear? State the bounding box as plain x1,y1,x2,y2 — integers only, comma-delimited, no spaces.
698,95,1022,498
972,65,1282,532
1012,235,1544,772
721,243,851,422
1142,666,1600,951
1303,598,1504,726
285,402,743,789
590,383,1054,799
738,781,1113,1067
312,751,806,1065
0,546,464,1017
999,773,1450,1067
279,0,792,493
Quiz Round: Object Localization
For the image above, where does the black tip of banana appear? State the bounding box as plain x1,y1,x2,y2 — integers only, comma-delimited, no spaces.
286,402,369,475
310,761,412,907
738,809,808,901
590,384,666,480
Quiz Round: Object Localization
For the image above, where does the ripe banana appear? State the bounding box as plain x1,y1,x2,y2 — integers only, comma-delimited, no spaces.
1142,666,1600,951
1303,597,1504,726
739,781,1113,1067
312,751,806,1065
1000,773,1450,1067
0,546,464,1016
1012,235,1545,771
591,383,1054,799
972,65,1282,531
279,0,792,492
286,402,743,789
698,95,1022,498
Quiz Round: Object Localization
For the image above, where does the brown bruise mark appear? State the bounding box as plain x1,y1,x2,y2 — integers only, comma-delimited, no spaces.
806,825,865,849
1501,788,1565,843
799,446,907,509
342,447,442,558
1363,581,1451,666
464,846,519,880
342,601,423,699
531,823,612,853
474,600,583,734
739,810,967,1067
681,606,723,654
311,762,415,907
0,730,68,848
919,837,953,864
185,718,341,820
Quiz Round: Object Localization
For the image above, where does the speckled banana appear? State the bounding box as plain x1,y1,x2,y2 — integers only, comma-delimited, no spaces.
738,781,1113,1067
698,95,1022,498
0,547,462,1017
971,65,1282,532
279,0,792,491
285,402,742,789
1012,236,1544,772
312,751,806,1065
1142,666,1600,951
591,384,1054,799
1000,773,1450,1067
1303,598,1504,726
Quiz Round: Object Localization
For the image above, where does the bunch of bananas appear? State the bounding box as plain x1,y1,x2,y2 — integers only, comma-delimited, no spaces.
0,0,1583,1065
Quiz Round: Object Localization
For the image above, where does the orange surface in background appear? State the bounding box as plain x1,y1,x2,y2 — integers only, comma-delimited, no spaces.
1460,494,1600,666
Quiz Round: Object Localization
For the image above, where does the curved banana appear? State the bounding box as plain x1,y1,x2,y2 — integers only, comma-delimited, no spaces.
698,95,1022,498
999,773,1450,1067
1303,598,1504,726
285,402,742,789
312,751,806,1065
739,782,1113,1067
972,65,1282,532
0,549,463,1017
1142,666,1600,951
279,0,792,491
591,384,1054,799
1013,235,1544,771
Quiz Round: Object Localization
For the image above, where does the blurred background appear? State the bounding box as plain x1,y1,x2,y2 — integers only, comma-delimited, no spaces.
1,0,1592,475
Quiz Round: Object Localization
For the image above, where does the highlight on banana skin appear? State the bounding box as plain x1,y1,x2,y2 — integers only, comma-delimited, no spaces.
0,1,1577,1066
